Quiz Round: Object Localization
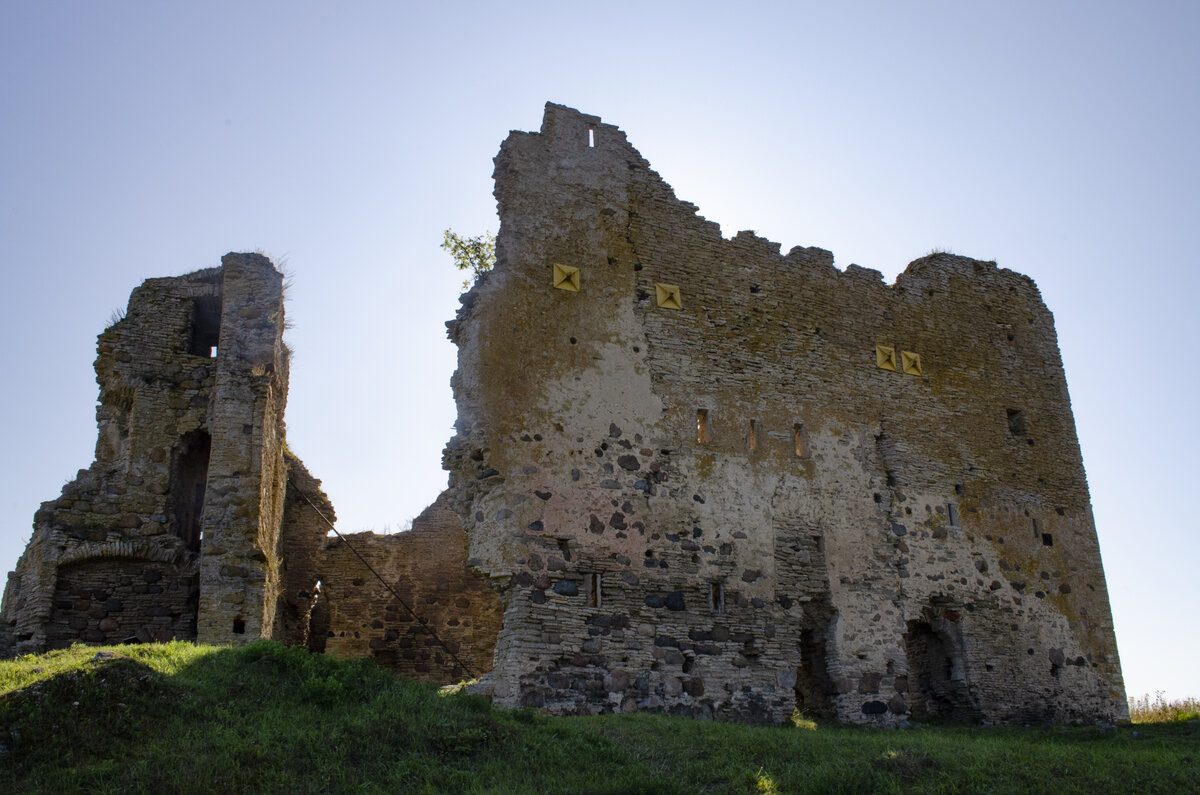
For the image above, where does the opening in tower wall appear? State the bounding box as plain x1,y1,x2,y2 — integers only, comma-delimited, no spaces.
172,430,211,553
188,295,222,357
904,618,976,720
795,625,837,718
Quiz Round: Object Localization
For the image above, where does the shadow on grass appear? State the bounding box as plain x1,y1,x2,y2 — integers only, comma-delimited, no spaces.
2,642,1198,794
0,642,688,794
1,650,176,764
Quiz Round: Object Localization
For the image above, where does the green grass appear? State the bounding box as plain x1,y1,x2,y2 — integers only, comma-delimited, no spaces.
2,642,1196,794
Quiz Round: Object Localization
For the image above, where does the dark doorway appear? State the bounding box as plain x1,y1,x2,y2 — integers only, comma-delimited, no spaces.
904,618,976,720
795,621,837,717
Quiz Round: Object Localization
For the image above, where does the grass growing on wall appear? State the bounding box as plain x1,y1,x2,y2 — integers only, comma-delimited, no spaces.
2,641,1197,794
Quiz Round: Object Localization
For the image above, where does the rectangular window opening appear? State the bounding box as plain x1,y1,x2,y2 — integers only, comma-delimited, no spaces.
587,125,596,148
708,582,725,613
748,420,758,452
793,423,806,457
1042,533,1054,547
232,617,246,635
697,409,711,444
188,295,222,357
586,573,601,607
1006,408,1026,438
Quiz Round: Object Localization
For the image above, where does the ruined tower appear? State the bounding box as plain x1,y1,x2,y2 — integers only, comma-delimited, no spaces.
0,254,329,654
0,253,500,685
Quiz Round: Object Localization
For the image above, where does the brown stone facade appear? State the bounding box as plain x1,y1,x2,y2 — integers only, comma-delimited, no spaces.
442,103,1127,724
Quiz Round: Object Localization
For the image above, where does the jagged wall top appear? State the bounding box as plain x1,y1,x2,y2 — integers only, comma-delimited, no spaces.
497,103,1030,297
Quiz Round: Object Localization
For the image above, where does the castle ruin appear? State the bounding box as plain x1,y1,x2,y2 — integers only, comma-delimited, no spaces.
0,255,499,682
0,104,1127,725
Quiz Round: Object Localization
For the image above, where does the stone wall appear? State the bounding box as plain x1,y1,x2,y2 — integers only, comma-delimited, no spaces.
442,103,1127,724
46,558,197,647
273,454,335,646
312,494,502,683
192,256,291,644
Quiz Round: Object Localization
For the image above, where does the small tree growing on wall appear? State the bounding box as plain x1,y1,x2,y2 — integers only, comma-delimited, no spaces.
442,229,496,290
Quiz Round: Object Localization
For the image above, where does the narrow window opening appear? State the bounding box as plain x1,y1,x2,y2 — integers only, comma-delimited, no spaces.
232,617,246,635
954,483,963,496
586,573,601,607
1042,533,1054,547
947,503,960,527
306,581,329,653
188,295,222,357
696,409,711,444
300,579,323,648
587,125,596,148
1032,517,1039,539
793,423,806,457
708,582,725,613
556,538,571,562
748,420,758,452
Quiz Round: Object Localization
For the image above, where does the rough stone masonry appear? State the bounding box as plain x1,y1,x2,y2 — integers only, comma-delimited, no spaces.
443,103,1126,724
0,103,1127,726
0,254,498,682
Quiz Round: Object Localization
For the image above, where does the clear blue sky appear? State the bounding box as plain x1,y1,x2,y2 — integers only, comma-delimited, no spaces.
2,1,1196,702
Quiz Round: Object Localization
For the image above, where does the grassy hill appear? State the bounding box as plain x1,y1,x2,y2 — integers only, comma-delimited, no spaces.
1,641,1195,794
